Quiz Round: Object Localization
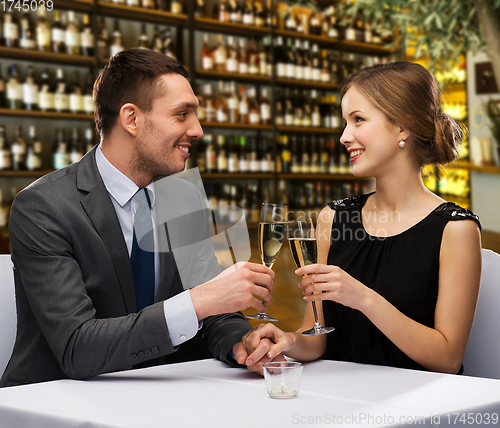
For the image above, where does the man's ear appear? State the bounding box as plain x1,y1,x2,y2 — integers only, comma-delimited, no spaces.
119,103,140,137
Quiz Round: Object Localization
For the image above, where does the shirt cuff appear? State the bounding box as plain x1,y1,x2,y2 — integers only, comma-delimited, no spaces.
163,290,200,347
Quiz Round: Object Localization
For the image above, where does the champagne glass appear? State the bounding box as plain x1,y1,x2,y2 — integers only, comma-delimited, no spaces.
246,203,287,321
287,218,334,336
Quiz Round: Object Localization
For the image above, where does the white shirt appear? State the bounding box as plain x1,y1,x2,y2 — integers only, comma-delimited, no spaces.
95,146,199,347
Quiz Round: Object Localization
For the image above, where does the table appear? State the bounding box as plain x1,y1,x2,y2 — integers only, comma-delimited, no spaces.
0,359,499,428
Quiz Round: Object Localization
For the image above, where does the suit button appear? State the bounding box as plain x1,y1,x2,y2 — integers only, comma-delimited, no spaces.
145,349,152,357
138,351,145,359
131,353,138,362
152,347,159,355
180,335,186,341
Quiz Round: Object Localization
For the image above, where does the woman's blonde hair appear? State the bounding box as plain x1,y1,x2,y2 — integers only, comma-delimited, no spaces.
340,61,462,166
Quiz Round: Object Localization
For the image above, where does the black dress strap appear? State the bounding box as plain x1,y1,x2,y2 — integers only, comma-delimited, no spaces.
328,192,374,211
433,202,482,231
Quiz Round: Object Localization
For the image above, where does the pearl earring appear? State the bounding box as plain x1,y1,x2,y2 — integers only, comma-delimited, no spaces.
398,138,406,149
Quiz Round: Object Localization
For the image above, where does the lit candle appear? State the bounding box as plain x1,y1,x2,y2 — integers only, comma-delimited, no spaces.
270,382,295,398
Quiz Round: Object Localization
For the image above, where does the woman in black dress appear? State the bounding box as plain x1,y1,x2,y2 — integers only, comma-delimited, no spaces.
241,61,482,374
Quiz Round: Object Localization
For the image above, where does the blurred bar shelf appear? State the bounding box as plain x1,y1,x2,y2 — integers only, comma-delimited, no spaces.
274,77,339,90
278,173,368,181
0,108,94,121
0,46,95,66
194,18,270,36
195,69,271,83
201,173,274,179
341,40,393,56
276,126,341,134
448,161,500,175
96,1,187,25
200,122,272,130
53,0,93,11
274,29,340,49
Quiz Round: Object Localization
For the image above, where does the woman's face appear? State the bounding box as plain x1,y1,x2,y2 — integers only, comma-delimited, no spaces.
340,86,406,178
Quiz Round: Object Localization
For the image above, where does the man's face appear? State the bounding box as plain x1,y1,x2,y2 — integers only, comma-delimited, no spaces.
132,74,203,179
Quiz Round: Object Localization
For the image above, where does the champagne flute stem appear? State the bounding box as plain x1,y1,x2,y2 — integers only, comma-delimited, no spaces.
311,300,320,323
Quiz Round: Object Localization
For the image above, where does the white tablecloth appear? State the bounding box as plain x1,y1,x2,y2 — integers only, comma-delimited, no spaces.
0,359,499,428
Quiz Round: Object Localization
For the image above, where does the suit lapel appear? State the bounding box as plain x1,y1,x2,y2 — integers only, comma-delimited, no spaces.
77,148,137,313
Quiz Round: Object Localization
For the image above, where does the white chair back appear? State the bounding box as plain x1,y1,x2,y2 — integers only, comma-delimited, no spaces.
0,254,16,378
463,249,500,379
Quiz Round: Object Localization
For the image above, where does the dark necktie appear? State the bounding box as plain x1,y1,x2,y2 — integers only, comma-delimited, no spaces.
131,188,155,312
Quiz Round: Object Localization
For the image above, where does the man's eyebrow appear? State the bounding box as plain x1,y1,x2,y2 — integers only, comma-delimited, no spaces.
171,102,199,110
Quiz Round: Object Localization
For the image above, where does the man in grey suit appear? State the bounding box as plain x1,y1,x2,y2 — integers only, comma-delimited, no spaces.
0,49,275,387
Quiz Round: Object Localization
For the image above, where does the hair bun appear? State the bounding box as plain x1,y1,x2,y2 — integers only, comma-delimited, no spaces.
431,110,462,164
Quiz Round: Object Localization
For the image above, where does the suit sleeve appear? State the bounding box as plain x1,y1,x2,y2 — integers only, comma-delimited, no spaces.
9,186,177,380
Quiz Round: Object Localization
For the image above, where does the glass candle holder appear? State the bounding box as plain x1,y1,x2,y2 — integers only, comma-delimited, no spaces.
263,361,303,399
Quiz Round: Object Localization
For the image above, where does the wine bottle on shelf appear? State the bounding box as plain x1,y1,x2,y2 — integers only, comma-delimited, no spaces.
324,5,339,39
137,24,150,49
202,83,215,122
161,28,177,59
274,89,284,126
238,136,249,173
311,44,321,82
214,81,228,123
82,74,94,115
3,11,19,48
248,136,258,172
254,0,265,27
126,0,140,5
151,27,163,52
227,81,239,123
247,87,260,125
280,135,291,173
310,135,320,174
264,0,275,28
226,36,238,73
11,125,26,171
216,135,228,173
214,35,227,72
205,134,216,173
85,128,95,153
112,0,125,4
54,68,70,113
110,20,125,57
69,71,83,114
194,0,205,18
7,64,22,110
22,66,38,111
80,14,94,56
238,38,249,74
215,0,230,22
238,86,249,124
294,39,304,80
227,136,238,173
53,129,70,170
260,87,271,126
51,10,66,53
141,0,156,9
69,128,84,164
293,89,303,127
290,135,300,174
364,16,373,44
26,126,43,171
283,88,293,126
0,67,5,108
321,50,331,83
354,11,364,43
0,126,12,171
247,39,259,75
19,13,36,50
328,138,338,175
301,136,310,173
38,68,54,112
284,8,297,32
260,37,271,76
66,11,81,55
285,38,295,79
303,90,312,128
156,0,168,10
228,0,242,24
201,34,214,71
242,0,254,26
320,136,329,173
274,36,287,78
302,40,312,81
309,12,322,36
97,18,110,59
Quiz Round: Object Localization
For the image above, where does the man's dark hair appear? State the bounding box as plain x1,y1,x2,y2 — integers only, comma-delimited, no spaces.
93,48,189,138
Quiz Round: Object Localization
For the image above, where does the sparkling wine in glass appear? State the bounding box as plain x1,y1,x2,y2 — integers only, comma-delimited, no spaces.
288,218,334,336
246,203,287,321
